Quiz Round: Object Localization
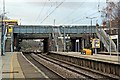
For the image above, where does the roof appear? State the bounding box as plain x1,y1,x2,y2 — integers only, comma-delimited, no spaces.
3,19,18,23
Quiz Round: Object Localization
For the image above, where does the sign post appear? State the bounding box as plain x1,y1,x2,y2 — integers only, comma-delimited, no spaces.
76,39,79,52
92,38,100,54
0,27,1,80
0,28,1,56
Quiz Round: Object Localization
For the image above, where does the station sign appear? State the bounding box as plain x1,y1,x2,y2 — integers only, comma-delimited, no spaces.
76,39,79,42
8,25,13,33
92,38,100,48
58,36,70,39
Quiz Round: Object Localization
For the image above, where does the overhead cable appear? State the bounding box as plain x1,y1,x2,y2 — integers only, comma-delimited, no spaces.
40,0,66,24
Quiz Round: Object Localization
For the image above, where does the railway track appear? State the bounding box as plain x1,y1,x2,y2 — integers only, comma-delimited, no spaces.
23,53,65,79
28,53,88,79
39,53,119,79
23,52,119,79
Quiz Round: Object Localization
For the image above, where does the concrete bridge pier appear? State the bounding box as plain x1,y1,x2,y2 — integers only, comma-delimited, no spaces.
43,38,49,53
71,39,76,52
13,34,22,51
13,34,18,51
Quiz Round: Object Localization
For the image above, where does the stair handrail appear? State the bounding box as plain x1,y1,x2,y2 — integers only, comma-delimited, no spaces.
52,27,58,51
96,28,110,51
100,28,116,51
57,27,64,44
96,27,116,51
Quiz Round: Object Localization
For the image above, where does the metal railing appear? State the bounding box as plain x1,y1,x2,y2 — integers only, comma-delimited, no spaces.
96,27,116,52
51,27,64,51
52,27,59,51
58,27,64,51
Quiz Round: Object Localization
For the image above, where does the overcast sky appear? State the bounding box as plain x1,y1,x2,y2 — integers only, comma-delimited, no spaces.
0,0,108,25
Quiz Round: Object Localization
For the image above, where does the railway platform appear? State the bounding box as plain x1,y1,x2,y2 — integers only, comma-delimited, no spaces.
98,51,120,56
50,51,120,63
2,52,24,79
2,52,47,79
1,51,120,79
48,51,120,77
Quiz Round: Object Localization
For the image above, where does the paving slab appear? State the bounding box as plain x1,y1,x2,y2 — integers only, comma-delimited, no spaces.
2,52,24,79
17,53,48,78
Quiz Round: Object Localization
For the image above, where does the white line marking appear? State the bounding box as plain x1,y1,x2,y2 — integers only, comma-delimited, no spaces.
21,52,49,78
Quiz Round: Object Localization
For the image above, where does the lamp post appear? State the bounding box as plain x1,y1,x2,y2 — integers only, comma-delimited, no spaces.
1,12,8,56
1,13,5,56
86,17,97,54
86,17,97,38
1,12,6,56
1,14,4,56
1,0,5,56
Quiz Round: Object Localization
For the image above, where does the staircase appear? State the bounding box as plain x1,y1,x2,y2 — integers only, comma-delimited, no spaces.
57,27,64,51
96,27,116,52
51,27,64,51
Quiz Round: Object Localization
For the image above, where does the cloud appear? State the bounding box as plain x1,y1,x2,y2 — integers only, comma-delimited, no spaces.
0,0,106,25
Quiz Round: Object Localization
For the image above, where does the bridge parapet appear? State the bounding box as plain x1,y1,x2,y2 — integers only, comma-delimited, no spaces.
13,25,52,33
13,25,96,34
59,26,96,34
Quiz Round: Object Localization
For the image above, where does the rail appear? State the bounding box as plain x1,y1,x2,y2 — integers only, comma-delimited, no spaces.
23,53,65,79
38,53,119,79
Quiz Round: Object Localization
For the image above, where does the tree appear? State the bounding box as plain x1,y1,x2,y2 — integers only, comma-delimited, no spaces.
101,0,120,51
118,1,120,51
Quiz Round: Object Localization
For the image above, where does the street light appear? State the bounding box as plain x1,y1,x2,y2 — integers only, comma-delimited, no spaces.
0,12,8,56
1,13,5,56
86,17,97,36
86,17,97,39
86,17,97,53
1,0,6,56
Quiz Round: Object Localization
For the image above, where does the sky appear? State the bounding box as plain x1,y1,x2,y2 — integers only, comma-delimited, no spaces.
0,0,108,25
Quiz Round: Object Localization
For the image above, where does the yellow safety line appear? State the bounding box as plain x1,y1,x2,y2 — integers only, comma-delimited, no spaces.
10,53,15,80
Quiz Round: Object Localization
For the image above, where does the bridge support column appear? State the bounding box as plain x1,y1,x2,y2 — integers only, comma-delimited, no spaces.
71,39,76,52
11,32,14,52
13,34,17,51
43,38,49,53
79,38,82,51
82,38,85,49
14,34,20,51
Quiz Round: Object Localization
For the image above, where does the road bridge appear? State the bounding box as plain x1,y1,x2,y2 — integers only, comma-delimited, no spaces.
13,25,96,34
12,25,96,52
